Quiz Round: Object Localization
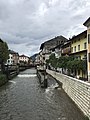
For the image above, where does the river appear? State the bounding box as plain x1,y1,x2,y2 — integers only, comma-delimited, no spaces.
0,68,86,120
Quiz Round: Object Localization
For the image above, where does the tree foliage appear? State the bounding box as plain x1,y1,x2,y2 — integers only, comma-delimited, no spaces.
0,39,9,73
46,54,87,72
0,41,9,63
48,53,58,68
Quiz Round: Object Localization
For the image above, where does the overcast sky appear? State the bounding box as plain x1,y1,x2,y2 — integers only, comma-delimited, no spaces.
0,0,90,56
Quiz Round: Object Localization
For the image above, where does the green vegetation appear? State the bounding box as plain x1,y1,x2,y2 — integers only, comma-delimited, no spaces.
46,53,58,68
0,39,9,86
46,54,87,75
0,74,7,86
0,41,9,63
0,39,9,73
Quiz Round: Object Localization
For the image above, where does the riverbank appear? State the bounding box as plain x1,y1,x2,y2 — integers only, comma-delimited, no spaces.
0,65,31,87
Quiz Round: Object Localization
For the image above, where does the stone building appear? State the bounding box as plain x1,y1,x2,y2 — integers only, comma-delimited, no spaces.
40,36,68,63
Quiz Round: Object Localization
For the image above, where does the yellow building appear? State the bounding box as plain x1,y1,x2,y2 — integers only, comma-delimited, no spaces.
70,30,87,80
83,17,90,82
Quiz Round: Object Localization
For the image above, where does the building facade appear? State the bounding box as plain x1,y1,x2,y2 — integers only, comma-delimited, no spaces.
61,40,71,56
19,55,29,64
69,30,87,80
83,17,90,82
6,50,19,65
70,30,87,60
40,36,68,64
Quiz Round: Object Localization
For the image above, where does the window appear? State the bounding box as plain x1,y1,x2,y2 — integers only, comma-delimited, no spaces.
71,47,73,52
78,45,80,51
88,34,90,43
78,38,80,41
74,46,76,52
89,53,90,62
43,57,45,60
8,60,10,63
61,40,63,43
84,42,87,49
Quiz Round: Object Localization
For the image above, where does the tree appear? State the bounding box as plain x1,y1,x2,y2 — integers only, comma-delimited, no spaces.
0,39,9,73
46,53,58,68
46,54,87,78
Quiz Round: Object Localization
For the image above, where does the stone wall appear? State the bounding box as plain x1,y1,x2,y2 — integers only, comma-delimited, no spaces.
46,69,90,119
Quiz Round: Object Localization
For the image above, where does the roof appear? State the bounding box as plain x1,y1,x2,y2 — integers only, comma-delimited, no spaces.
19,54,29,58
69,30,87,41
9,50,19,55
40,35,68,50
0,38,3,43
61,40,71,48
83,17,90,27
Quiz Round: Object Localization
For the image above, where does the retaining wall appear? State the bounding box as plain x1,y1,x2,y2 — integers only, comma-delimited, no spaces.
46,69,90,119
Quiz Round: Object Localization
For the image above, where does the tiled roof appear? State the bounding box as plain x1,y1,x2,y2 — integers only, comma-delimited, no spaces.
9,50,19,55
40,35,68,50
69,30,87,41
19,54,29,58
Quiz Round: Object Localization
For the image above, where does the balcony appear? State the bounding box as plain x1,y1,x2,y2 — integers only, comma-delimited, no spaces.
42,50,51,55
62,47,71,54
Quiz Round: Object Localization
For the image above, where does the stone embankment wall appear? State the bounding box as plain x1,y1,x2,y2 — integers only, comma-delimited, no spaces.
37,70,48,88
37,70,44,84
46,69,90,119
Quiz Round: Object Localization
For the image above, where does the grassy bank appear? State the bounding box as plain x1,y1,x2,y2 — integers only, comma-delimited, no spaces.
0,74,8,87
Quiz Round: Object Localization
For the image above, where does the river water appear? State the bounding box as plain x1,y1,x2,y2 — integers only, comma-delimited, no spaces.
0,68,86,120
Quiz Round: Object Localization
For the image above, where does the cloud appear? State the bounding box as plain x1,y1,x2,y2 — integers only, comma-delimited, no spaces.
0,0,90,56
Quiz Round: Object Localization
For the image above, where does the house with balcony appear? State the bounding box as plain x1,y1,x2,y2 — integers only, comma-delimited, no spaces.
50,44,62,58
83,17,90,82
61,40,71,56
70,30,87,60
40,36,68,64
19,55,29,65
